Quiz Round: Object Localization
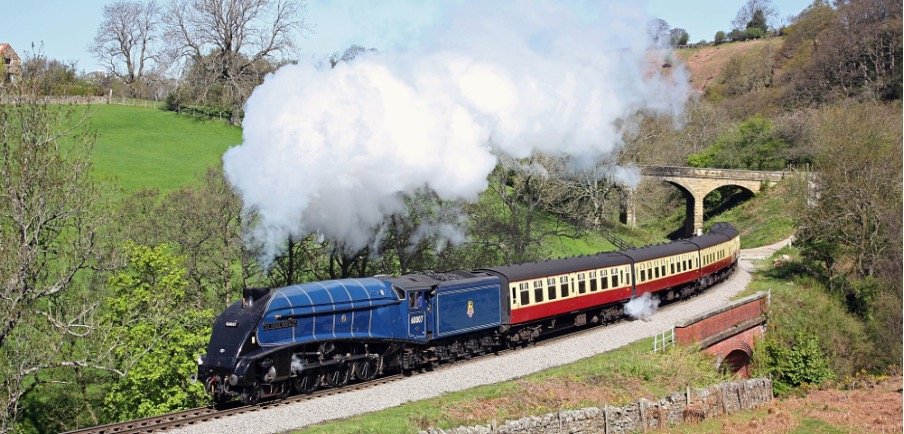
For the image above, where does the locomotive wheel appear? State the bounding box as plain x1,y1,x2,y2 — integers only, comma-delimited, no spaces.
352,359,377,381
323,363,350,388
293,370,320,394
241,383,261,405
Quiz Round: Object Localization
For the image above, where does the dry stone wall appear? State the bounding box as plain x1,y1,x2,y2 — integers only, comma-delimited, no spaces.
423,378,772,434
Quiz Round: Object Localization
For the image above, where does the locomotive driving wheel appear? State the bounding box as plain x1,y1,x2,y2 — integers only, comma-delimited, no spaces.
322,363,350,387
293,370,320,394
352,358,377,381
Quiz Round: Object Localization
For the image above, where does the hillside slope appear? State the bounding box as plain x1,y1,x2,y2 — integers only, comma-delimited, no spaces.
676,38,783,93
87,105,241,194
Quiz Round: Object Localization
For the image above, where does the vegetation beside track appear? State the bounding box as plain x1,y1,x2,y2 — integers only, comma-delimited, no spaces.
297,339,727,433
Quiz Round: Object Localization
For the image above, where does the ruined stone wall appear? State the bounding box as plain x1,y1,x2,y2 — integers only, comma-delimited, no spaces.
423,378,772,434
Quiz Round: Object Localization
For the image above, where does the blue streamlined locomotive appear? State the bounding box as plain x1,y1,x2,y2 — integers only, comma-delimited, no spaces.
198,223,740,404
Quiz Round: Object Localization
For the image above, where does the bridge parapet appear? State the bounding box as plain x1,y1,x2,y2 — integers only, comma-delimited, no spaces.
673,291,769,376
639,166,787,182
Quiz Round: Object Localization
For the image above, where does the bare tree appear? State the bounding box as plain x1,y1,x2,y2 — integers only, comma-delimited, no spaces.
647,18,670,47
535,156,623,230
0,80,106,432
732,0,778,31
163,0,306,124
91,0,161,98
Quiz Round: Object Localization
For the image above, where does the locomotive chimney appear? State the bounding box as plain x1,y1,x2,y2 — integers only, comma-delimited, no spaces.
242,287,270,308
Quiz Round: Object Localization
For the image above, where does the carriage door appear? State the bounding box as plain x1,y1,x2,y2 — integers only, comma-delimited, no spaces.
408,290,427,339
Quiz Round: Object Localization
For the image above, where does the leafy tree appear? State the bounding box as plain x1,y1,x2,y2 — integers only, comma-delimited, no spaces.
687,116,789,170
746,9,768,33
115,167,256,307
728,28,747,41
732,0,777,32
468,157,568,265
714,31,727,44
103,242,211,419
796,103,902,325
669,28,689,46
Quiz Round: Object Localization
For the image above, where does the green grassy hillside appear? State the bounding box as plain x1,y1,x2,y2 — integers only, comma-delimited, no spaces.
81,104,795,253
87,105,241,194
704,181,800,248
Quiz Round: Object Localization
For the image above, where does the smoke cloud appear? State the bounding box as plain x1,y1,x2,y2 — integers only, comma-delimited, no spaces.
624,293,660,321
223,1,689,261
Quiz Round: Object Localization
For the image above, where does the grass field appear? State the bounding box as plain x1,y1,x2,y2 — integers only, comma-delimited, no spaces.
86,104,241,195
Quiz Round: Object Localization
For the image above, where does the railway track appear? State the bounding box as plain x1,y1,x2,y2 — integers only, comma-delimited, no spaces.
63,286,706,434
62,374,404,434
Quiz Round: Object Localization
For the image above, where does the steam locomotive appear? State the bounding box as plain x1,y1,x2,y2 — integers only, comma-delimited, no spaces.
198,223,740,404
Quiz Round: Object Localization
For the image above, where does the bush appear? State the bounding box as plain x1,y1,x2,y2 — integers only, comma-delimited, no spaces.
759,333,834,395
164,92,182,112
744,27,765,39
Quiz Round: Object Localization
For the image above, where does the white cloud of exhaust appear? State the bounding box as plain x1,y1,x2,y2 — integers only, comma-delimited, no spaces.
223,1,689,262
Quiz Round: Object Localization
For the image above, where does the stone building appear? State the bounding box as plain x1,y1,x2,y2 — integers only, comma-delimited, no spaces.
0,43,21,84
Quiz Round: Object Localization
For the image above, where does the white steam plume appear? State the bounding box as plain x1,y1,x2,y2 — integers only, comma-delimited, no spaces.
223,1,689,261
624,293,660,321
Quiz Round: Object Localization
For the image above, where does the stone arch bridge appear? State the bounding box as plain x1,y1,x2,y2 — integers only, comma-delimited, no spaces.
621,166,790,237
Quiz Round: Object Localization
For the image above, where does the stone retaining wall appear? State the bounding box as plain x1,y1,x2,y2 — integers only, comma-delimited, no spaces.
423,378,772,434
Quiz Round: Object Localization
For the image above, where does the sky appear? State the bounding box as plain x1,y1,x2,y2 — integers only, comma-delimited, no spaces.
1,0,815,74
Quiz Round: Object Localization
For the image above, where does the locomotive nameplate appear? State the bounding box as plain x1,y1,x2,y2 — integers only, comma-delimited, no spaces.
263,318,298,330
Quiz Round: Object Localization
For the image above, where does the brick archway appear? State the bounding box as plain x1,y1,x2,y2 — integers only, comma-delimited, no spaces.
719,342,754,377
674,292,769,378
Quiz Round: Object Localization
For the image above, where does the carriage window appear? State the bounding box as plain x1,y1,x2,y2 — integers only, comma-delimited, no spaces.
534,280,544,303
560,276,569,297
589,271,598,292
512,287,517,304
519,282,530,306
577,273,586,294
614,272,620,287
654,267,660,279
546,279,557,300
671,263,675,274
661,265,666,276
640,269,646,282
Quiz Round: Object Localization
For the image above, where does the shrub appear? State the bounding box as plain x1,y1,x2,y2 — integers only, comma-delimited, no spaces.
759,333,834,395
744,27,765,39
